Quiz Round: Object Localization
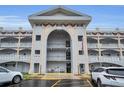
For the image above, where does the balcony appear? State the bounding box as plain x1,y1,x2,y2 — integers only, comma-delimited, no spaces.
0,55,30,63
89,56,99,62
120,44,124,48
87,44,97,48
0,43,17,48
20,43,32,48
47,42,70,49
88,56,124,66
47,56,70,61
100,44,118,48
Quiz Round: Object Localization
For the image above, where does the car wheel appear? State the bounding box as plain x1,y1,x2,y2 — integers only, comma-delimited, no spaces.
97,79,103,87
12,75,21,84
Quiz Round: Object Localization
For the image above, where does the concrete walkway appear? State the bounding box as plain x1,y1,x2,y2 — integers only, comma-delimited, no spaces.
41,73,82,80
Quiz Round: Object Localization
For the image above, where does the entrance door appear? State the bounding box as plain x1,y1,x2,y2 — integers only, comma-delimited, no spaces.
66,63,71,73
80,64,84,74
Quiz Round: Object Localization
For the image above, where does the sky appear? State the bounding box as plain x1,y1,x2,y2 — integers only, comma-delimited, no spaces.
0,5,124,30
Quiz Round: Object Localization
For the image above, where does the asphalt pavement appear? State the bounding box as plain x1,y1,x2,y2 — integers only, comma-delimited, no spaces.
0,79,93,87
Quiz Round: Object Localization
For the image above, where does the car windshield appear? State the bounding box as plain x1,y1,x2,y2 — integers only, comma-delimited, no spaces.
106,69,124,76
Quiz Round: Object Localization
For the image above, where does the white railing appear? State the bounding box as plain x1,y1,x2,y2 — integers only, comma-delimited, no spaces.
99,56,120,62
100,44,118,48
120,44,124,48
89,56,99,62
88,56,124,66
47,56,68,61
20,43,32,47
47,42,68,49
87,44,97,48
0,43,17,47
0,55,30,63
0,43,32,48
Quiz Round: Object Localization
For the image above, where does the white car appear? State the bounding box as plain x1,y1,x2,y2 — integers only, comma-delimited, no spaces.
91,67,124,87
0,66,23,84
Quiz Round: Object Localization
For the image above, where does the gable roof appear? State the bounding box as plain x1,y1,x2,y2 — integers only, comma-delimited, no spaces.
28,6,92,26
29,6,91,18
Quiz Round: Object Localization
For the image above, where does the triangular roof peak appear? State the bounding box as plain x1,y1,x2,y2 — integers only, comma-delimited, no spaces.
29,6,92,27
29,6,91,17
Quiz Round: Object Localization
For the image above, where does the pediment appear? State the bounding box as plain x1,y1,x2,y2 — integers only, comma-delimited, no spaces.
37,8,82,16
29,6,90,17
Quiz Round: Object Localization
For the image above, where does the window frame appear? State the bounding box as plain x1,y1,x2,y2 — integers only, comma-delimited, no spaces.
0,68,8,73
78,36,83,41
79,50,83,55
36,35,41,41
35,50,40,54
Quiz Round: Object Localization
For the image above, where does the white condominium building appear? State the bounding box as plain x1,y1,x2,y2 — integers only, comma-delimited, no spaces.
0,6,124,74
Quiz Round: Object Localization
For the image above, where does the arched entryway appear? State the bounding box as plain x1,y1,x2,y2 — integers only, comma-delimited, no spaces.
47,30,72,73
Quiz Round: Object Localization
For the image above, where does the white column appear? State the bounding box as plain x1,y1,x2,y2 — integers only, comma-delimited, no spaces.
40,25,48,74
83,25,89,74
118,34,123,59
68,25,78,74
15,30,21,71
29,25,35,74
98,33,102,66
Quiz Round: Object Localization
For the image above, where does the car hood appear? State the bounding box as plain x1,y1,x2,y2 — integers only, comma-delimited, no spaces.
9,71,22,74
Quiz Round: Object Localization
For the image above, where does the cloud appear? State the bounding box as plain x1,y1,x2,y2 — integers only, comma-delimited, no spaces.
0,16,31,29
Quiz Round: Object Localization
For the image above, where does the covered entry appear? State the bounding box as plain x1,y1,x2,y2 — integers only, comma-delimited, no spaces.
47,30,72,73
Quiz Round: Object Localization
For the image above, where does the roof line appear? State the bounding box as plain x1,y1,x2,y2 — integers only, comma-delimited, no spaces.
28,6,91,18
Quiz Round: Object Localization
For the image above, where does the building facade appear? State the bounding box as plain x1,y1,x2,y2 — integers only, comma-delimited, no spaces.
0,6,124,74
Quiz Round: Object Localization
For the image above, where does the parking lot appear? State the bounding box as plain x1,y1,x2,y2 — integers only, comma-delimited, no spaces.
0,79,93,87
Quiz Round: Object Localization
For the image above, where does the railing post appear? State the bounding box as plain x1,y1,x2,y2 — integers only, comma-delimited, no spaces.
15,28,21,71
118,33,123,60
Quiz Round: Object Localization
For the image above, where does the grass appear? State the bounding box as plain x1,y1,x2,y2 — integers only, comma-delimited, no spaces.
22,73,44,80
81,73,91,80
22,73,31,80
22,72,92,80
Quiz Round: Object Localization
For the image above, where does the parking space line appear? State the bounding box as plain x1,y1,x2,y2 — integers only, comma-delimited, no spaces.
87,80,93,87
53,82,83,86
51,80,61,87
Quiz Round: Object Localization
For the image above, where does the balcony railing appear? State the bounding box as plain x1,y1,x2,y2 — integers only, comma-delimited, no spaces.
88,56,124,65
120,44,124,48
0,55,30,63
0,43,32,48
87,44,97,48
47,42,69,49
47,56,70,61
0,43,17,47
20,43,32,48
100,44,118,48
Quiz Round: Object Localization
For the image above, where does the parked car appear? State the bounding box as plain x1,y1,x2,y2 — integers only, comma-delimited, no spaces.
91,67,124,87
0,66,23,84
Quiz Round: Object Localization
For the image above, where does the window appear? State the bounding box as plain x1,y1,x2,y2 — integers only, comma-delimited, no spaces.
35,50,40,54
0,68,8,72
97,68,104,72
93,68,104,72
78,36,83,41
66,41,70,47
66,49,71,60
36,35,41,41
106,69,124,76
79,50,83,55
